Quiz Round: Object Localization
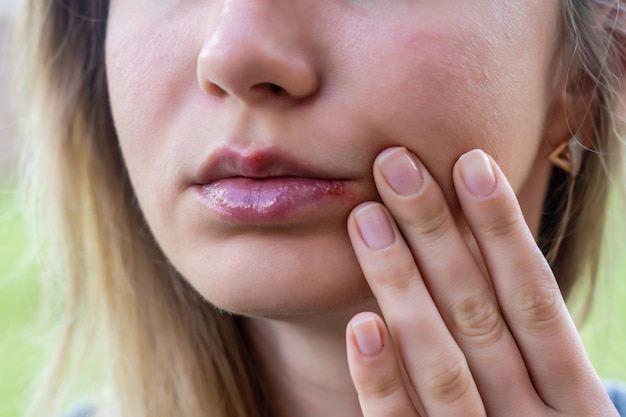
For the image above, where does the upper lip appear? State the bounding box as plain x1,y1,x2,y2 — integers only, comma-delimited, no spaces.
194,145,346,185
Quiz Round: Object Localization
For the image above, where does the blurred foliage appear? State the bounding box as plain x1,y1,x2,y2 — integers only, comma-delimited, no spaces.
0,186,44,417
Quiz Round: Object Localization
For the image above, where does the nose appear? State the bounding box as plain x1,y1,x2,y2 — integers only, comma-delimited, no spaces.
197,1,320,103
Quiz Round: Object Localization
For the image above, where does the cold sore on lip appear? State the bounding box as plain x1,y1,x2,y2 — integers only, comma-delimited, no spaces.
196,176,347,223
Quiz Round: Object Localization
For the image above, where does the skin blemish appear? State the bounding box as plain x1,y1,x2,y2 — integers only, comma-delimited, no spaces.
251,152,263,164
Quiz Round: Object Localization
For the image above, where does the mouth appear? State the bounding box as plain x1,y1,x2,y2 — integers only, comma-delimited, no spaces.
192,145,359,224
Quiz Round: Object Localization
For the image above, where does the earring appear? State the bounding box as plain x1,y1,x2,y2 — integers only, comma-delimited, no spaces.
548,136,583,175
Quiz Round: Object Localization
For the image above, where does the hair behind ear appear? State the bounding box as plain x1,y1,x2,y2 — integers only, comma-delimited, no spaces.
540,0,625,308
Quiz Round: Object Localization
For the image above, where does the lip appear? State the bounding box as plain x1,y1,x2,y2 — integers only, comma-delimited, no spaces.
194,145,347,183
192,145,357,224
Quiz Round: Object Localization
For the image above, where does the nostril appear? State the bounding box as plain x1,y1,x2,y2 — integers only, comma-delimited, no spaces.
269,84,284,95
254,82,286,95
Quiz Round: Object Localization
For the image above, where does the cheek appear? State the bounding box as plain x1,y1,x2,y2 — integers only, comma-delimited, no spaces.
105,11,202,213
106,17,199,141
342,28,548,198
396,34,510,153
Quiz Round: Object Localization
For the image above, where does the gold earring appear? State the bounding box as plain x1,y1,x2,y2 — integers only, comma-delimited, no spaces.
548,136,583,175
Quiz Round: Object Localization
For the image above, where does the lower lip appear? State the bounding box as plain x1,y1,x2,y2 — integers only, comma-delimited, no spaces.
195,177,349,223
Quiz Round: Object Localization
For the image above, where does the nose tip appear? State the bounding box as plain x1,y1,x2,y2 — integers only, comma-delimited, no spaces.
197,23,319,103
198,45,319,101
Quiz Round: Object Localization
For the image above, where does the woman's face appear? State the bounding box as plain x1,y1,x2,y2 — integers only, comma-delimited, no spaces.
106,0,565,316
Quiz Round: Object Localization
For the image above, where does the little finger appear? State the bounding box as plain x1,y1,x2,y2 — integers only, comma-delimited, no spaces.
347,312,421,417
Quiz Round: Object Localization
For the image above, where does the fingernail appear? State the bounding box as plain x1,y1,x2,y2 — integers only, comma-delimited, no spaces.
458,150,496,197
378,148,424,196
352,315,383,356
354,204,395,250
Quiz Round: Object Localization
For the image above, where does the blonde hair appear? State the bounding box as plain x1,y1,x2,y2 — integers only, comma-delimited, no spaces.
13,1,625,416
542,0,626,299
16,1,268,416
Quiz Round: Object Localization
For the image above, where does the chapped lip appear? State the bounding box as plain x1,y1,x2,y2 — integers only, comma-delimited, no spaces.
194,145,350,184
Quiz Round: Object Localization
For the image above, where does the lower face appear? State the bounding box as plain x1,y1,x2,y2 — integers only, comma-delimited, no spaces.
106,0,564,317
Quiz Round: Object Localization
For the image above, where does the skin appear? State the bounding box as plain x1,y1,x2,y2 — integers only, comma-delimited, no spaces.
106,0,619,416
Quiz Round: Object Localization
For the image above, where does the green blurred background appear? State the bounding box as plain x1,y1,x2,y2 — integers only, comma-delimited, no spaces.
1,2,50,415
0,2,625,417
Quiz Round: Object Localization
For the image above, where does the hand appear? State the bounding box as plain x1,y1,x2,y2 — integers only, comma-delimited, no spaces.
345,147,618,417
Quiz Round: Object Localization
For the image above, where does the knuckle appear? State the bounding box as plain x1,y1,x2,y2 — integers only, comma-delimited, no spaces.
452,294,505,346
515,282,564,331
481,211,524,241
356,372,410,417
378,262,419,293
421,358,472,405
409,201,449,240
360,372,405,401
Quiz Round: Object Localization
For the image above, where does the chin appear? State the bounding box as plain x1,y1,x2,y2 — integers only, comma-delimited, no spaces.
177,227,374,318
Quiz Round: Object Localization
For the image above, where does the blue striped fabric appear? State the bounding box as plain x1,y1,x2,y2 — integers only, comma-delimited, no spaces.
63,403,95,417
606,380,626,416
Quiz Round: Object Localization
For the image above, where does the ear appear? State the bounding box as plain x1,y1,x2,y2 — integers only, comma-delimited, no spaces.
542,79,596,151
544,0,626,151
